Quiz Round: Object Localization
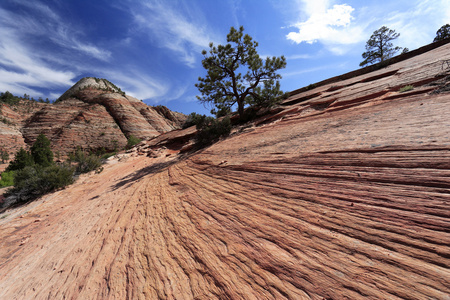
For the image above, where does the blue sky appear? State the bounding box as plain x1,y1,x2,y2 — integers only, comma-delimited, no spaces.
0,0,448,115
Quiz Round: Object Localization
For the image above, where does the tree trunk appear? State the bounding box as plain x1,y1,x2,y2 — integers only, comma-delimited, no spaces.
237,99,244,119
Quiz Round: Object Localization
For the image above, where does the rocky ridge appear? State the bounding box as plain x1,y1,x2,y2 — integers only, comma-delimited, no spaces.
0,42,449,299
0,77,186,162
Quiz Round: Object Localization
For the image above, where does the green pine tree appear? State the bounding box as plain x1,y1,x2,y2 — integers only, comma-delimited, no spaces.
6,148,34,171
30,134,53,167
434,24,450,42
360,26,403,67
196,26,287,119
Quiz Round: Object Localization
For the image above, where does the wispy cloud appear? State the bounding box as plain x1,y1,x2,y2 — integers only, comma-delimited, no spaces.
282,64,332,78
0,18,75,95
128,0,219,67
101,70,170,102
0,2,111,97
382,0,450,50
2,1,111,61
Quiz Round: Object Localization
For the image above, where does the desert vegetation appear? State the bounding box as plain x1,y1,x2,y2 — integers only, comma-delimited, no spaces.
360,26,404,67
434,24,450,42
196,26,287,120
1,134,105,204
399,85,414,93
126,135,141,149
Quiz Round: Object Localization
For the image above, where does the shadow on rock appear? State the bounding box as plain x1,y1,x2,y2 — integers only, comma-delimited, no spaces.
111,159,180,191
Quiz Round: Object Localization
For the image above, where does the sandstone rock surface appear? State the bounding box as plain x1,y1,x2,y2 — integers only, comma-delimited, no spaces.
0,43,449,299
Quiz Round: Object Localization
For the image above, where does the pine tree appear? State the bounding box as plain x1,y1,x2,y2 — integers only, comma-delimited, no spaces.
30,134,53,167
434,24,450,42
196,26,287,119
6,148,34,171
360,26,402,67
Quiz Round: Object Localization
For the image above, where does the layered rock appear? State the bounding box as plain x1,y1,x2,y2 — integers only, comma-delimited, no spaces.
0,101,45,169
0,78,186,157
0,42,449,299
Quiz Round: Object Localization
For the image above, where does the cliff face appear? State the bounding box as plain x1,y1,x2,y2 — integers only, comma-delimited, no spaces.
0,78,186,159
0,42,449,299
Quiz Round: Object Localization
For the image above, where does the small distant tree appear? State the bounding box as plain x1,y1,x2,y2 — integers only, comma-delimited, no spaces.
0,91,20,105
126,135,141,149
360,26,403,67
68,148,102,174
6,148,33,171
0,148,9,163
182,112,206,128
30,134,53,167
196,26,287,119
434,24,450,42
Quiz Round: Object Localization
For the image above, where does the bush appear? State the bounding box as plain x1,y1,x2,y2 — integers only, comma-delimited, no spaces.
0,170,15,187
11,164,74,202
182,112,207,128
68,148,103,174
6,148,34,171
196,116,231,146
399,85,414,93
126,135,141,149
30,134,53,167
0,91,20,105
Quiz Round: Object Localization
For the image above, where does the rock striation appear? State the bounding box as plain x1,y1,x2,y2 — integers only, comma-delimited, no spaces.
0,78,186,159
0,42,449,299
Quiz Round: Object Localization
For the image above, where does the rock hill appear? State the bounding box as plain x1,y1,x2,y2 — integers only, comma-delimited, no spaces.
0,77,186,160
0,41,449,299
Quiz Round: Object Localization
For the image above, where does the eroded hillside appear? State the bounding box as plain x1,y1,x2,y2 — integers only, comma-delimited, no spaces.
0,77,186,159
0,42,449,299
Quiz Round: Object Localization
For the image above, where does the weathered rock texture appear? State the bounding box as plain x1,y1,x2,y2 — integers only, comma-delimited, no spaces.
0,43,449,299
0,77,186,159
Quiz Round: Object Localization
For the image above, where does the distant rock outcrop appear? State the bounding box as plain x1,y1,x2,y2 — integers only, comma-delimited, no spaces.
0,77,186,159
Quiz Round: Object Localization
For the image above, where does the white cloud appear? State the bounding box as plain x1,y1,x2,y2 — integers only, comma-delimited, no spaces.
285,0,450,55
286,0,364,49
130,0,219,67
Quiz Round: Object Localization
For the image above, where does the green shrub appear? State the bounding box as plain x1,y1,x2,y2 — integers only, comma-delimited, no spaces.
11,164,74,202
101,152,116,160
182,112,207,128
68,148,102,174
196,116,231,146
126,135,141,149
305,83,317,91
210,106,231,118
6,148,33,171
0,91,20,105
30,134,53,167
399,85,414,93
0,170,15,187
